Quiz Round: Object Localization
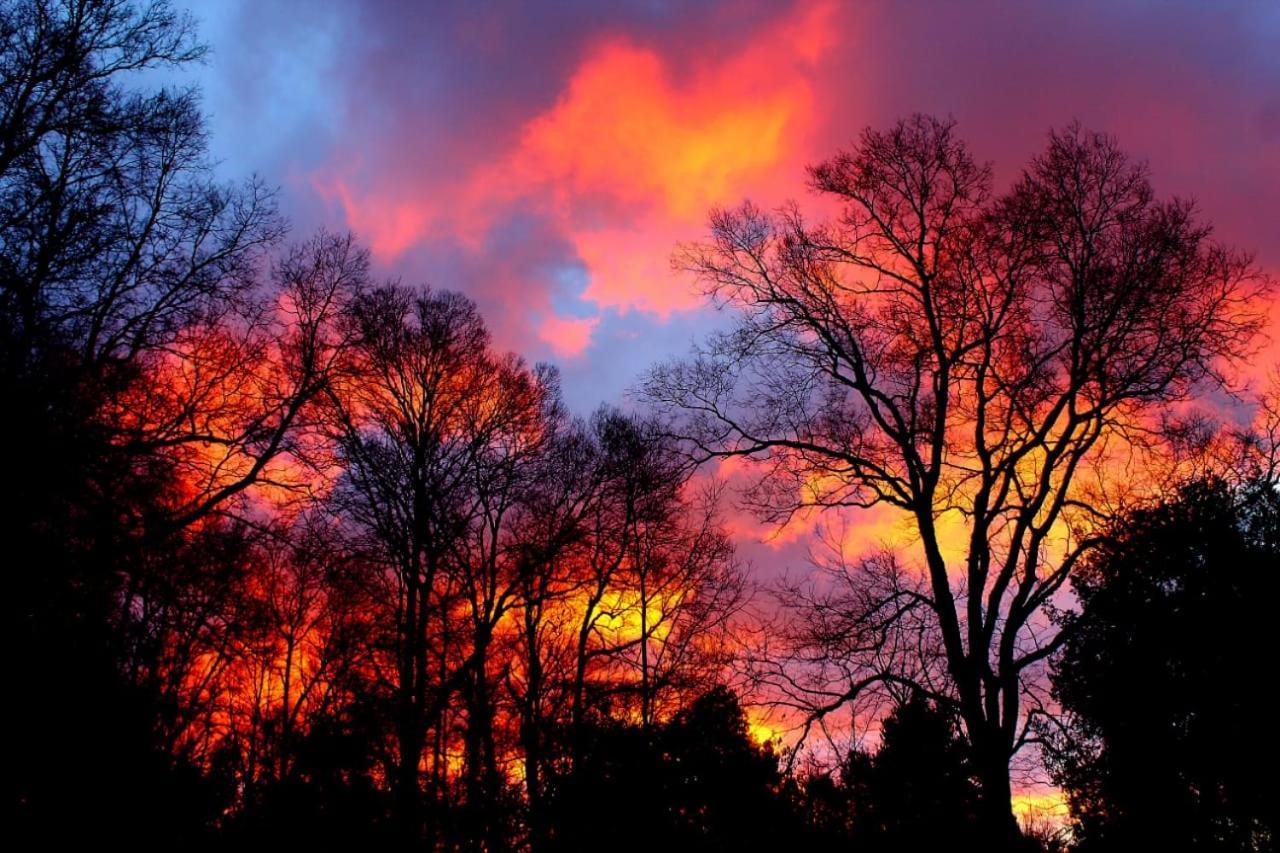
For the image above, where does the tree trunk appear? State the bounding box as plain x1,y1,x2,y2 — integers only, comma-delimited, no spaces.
463,632,505,852
973,736,1024,850
522,716,546,853
395,576,424,848
395,722,424,849
521,607,548,852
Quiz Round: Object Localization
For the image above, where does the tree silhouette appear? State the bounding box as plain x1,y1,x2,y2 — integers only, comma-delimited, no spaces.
322,283,562,847
796,693,984,850
647,114,1269,845
504,407,746,851
1046,476,1279,851
847,693,982,849
3,1,271,843
548,686,801,853
2,3,361,843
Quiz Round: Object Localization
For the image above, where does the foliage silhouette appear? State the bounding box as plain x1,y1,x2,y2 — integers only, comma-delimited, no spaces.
1047,477,1279,851
547,686,803,853
795,693,992,851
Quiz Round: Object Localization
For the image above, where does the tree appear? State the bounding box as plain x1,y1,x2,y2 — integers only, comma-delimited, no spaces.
1045,476,1279,851
538,409,745,752
645,114,1268,845
547,686,800,853
324,283,560,847
794,692,983,850
844,693,981,850
0,1,310,842
228,515,373,793
499,407,747,851
2,3,370,841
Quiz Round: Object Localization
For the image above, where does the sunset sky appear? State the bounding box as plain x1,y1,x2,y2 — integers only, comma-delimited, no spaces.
180,0,1279,412
11,2,1276,842
160,2,1280,648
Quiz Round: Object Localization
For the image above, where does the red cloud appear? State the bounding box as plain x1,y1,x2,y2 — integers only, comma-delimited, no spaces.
311,1,842,353
498,1,838,318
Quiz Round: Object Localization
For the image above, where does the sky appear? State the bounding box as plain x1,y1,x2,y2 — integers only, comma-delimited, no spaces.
174,0,1280,589
171,1,1279,811
178,0,1280,412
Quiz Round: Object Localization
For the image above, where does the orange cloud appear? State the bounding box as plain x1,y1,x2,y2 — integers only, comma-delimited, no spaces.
538,312,600,358
502,1,839,317
313,1,843,352
516,42,795,220
314,172,434,260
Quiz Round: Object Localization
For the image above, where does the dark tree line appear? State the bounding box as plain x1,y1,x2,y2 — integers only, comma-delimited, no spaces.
5,2,1277,851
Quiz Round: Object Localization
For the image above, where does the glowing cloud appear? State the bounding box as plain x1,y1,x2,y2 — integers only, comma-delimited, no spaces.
314,172,434,261
500,1,838,317
310,1,841,356
538,312,600,358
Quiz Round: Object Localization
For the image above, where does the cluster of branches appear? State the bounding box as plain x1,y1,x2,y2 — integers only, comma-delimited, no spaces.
3,2,746,849
313,279,747,849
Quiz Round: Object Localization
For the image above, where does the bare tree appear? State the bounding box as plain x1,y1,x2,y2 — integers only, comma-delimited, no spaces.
496,408,748,851
235,515,372,789
503,412,604,851
748,543,950,766
117,519,260,767
646,115,1268,844
324,284,559,848
1,7,344,839
1,1,360,575
558,412,746,734
622,478,744,729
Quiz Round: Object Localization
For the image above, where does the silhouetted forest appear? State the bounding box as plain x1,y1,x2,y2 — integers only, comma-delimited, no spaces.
5,2,1276,851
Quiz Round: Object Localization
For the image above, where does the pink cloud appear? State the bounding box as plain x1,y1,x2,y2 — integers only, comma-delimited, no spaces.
538,313,600,358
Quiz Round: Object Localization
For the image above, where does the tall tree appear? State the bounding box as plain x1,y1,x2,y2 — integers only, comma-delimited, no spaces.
505,411,605,851
646,114,1268,845
325,284,559,847
559,411,744,740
